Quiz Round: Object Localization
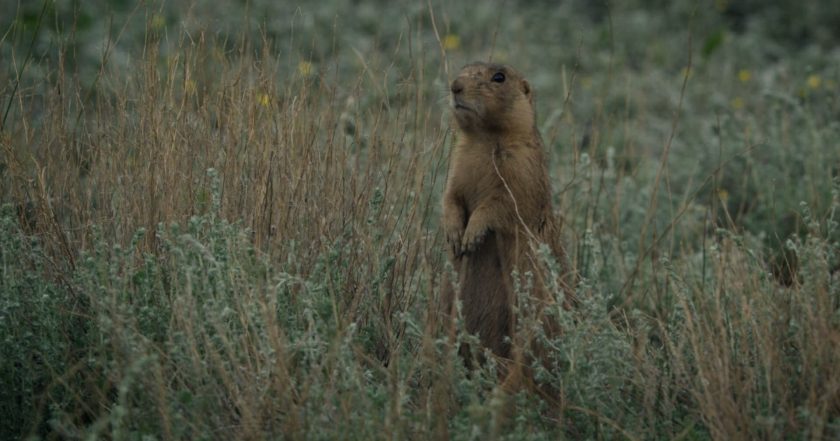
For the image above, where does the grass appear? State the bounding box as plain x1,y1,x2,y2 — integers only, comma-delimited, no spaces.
1,0,839,439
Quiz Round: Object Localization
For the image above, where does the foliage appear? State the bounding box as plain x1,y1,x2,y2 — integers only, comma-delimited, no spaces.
1,1,839,439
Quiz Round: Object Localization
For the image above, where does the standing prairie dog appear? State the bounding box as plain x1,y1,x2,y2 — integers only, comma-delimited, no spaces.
442,62,575,360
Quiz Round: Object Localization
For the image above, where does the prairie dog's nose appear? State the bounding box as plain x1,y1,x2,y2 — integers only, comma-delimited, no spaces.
451,79,464,95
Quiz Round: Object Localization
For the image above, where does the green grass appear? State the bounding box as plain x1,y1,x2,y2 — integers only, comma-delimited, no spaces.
1,1,839,439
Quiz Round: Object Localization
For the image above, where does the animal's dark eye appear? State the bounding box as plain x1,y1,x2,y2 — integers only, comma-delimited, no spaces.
491,72,505,83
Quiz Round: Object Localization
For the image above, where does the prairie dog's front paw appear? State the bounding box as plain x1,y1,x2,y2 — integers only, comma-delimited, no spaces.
461,222,488,254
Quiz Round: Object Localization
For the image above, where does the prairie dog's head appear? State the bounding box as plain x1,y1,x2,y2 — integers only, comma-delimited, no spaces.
450,62,535,135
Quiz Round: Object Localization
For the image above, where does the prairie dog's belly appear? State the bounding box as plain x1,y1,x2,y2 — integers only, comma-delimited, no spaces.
458,232,513,356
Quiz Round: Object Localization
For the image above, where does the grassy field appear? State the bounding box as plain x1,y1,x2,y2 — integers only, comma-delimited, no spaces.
1,1,839,439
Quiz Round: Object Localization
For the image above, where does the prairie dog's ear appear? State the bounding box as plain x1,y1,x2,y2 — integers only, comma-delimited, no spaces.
521,79,534,105
521,79,531,96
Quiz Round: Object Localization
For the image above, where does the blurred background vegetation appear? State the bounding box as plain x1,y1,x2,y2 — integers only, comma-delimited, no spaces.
3,0,838,250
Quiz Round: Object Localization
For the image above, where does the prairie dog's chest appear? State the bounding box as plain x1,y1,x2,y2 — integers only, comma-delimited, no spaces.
451,146,508,209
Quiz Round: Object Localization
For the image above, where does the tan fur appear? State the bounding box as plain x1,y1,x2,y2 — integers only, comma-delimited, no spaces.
441,62,576,365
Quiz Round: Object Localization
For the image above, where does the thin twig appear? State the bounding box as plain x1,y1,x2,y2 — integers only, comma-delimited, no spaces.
426,0,449,80
1,0,50,133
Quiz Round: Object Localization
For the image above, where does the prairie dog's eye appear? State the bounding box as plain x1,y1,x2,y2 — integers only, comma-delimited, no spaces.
491,72,505,83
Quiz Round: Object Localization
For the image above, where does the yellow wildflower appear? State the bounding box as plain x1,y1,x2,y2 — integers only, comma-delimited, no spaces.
443,34,460,51
717,188,729,203
807,74,821,89
257,93,270,107
151,13,166,31
737,69,751,83
298,61,313,77
730,97,744,110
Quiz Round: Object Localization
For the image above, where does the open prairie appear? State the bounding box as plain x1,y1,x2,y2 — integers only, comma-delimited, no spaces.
1,1,838,439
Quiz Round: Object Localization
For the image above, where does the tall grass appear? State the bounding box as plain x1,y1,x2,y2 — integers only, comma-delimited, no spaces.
2,1,839,440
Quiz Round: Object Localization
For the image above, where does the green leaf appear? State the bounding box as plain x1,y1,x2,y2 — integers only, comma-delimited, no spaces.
702,30,725,58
